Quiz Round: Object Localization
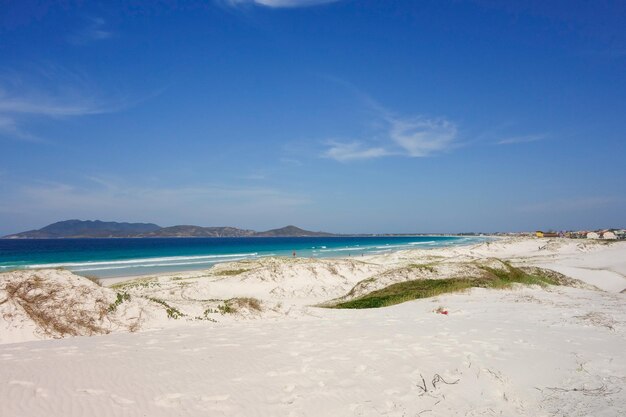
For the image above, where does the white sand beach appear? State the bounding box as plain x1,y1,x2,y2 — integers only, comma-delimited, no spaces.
1,237,625,416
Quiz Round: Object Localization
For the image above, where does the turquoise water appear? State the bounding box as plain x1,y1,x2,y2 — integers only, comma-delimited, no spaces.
0,236,482,279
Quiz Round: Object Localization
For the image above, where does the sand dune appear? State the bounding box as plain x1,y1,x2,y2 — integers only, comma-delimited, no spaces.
1,237,625,416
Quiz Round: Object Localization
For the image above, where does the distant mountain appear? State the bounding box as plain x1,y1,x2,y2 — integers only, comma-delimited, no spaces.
3,220,336,238
140,225,256,238
255,225,335,237
4,220,161,239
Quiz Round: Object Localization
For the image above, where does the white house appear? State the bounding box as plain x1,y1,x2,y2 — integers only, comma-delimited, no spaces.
602,231,617,240
587,232,600,239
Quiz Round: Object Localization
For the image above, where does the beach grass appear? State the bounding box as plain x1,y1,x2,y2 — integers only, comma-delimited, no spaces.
147,297,184,319
218,297,262,314
407,263,436,273
330,263,559,309
110,277,160,291
214,268,249,277
107,292,131,313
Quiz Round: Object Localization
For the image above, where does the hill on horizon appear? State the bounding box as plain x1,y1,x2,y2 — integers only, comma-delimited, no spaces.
3,220,162,239
3,220,337,239
255,225,336,237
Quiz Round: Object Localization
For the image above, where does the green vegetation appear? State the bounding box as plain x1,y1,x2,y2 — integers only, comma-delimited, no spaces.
192,308,218,322
148,297,184,319
110,278,160,291
215,268,249,276
218,297,262,314
480,263,560,287
217,303,235,314
107,292,131,312
203,307,219,315
331,263,559,309
408,263,436,273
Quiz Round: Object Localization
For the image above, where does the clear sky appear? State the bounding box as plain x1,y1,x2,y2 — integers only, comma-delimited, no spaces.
1,0,625,235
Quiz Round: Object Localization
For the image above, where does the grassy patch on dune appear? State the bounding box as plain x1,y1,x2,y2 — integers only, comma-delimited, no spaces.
214,268,249,277
107,292,131,313
110,278,160,291
218,297,262,314
407,263,436,273
3,275,112,337
330,263,559,309
148,297,185,319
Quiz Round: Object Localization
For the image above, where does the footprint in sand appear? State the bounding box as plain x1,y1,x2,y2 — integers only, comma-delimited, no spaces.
154,393,184,408
201,394,230,402
281,394,299,405
9,380,34,387
355,364,368,373
77,388,106,395
35,387,50,398
110,393,135,406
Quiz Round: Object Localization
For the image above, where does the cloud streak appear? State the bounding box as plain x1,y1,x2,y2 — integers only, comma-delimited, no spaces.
67,17,113,45
497,134,546,145
223,0,341,8
322,107,458,162
388,116,457,157
0,69,126,142
323,141,389,162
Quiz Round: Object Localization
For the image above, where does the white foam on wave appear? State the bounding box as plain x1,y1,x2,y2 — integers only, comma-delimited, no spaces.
318,246,368,253
374,244,415,249
23,253,259,269
72,257,251,272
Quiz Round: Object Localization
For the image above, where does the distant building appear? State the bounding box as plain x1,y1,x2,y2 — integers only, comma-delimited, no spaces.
587,232,600,239
535,231,544,238
602,231,617,240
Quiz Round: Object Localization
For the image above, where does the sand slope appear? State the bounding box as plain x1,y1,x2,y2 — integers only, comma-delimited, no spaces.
1,286,624,416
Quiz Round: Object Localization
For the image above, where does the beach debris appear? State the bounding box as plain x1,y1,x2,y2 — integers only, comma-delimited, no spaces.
574,311,616,331
416,373,460,394
434,306,449,315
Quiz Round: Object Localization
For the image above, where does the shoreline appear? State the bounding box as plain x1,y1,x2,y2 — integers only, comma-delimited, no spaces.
101,236,499,285
1,235,485,279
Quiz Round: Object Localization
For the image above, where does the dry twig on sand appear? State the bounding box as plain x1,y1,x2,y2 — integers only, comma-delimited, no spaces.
416,373,460,395
543,383,621,397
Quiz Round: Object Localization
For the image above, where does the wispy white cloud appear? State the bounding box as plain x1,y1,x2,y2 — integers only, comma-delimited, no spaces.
322,108,458,162
387,116,457,157
223,0,341,8
316,79,459,162
0,69,126,142
323,141,390,161
497,134,546,145
67,17,113,45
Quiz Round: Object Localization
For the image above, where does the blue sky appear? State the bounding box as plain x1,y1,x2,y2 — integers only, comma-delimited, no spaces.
1,0,625,234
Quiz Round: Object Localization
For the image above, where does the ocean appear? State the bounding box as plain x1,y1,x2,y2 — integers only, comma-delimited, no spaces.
0,236,482,279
